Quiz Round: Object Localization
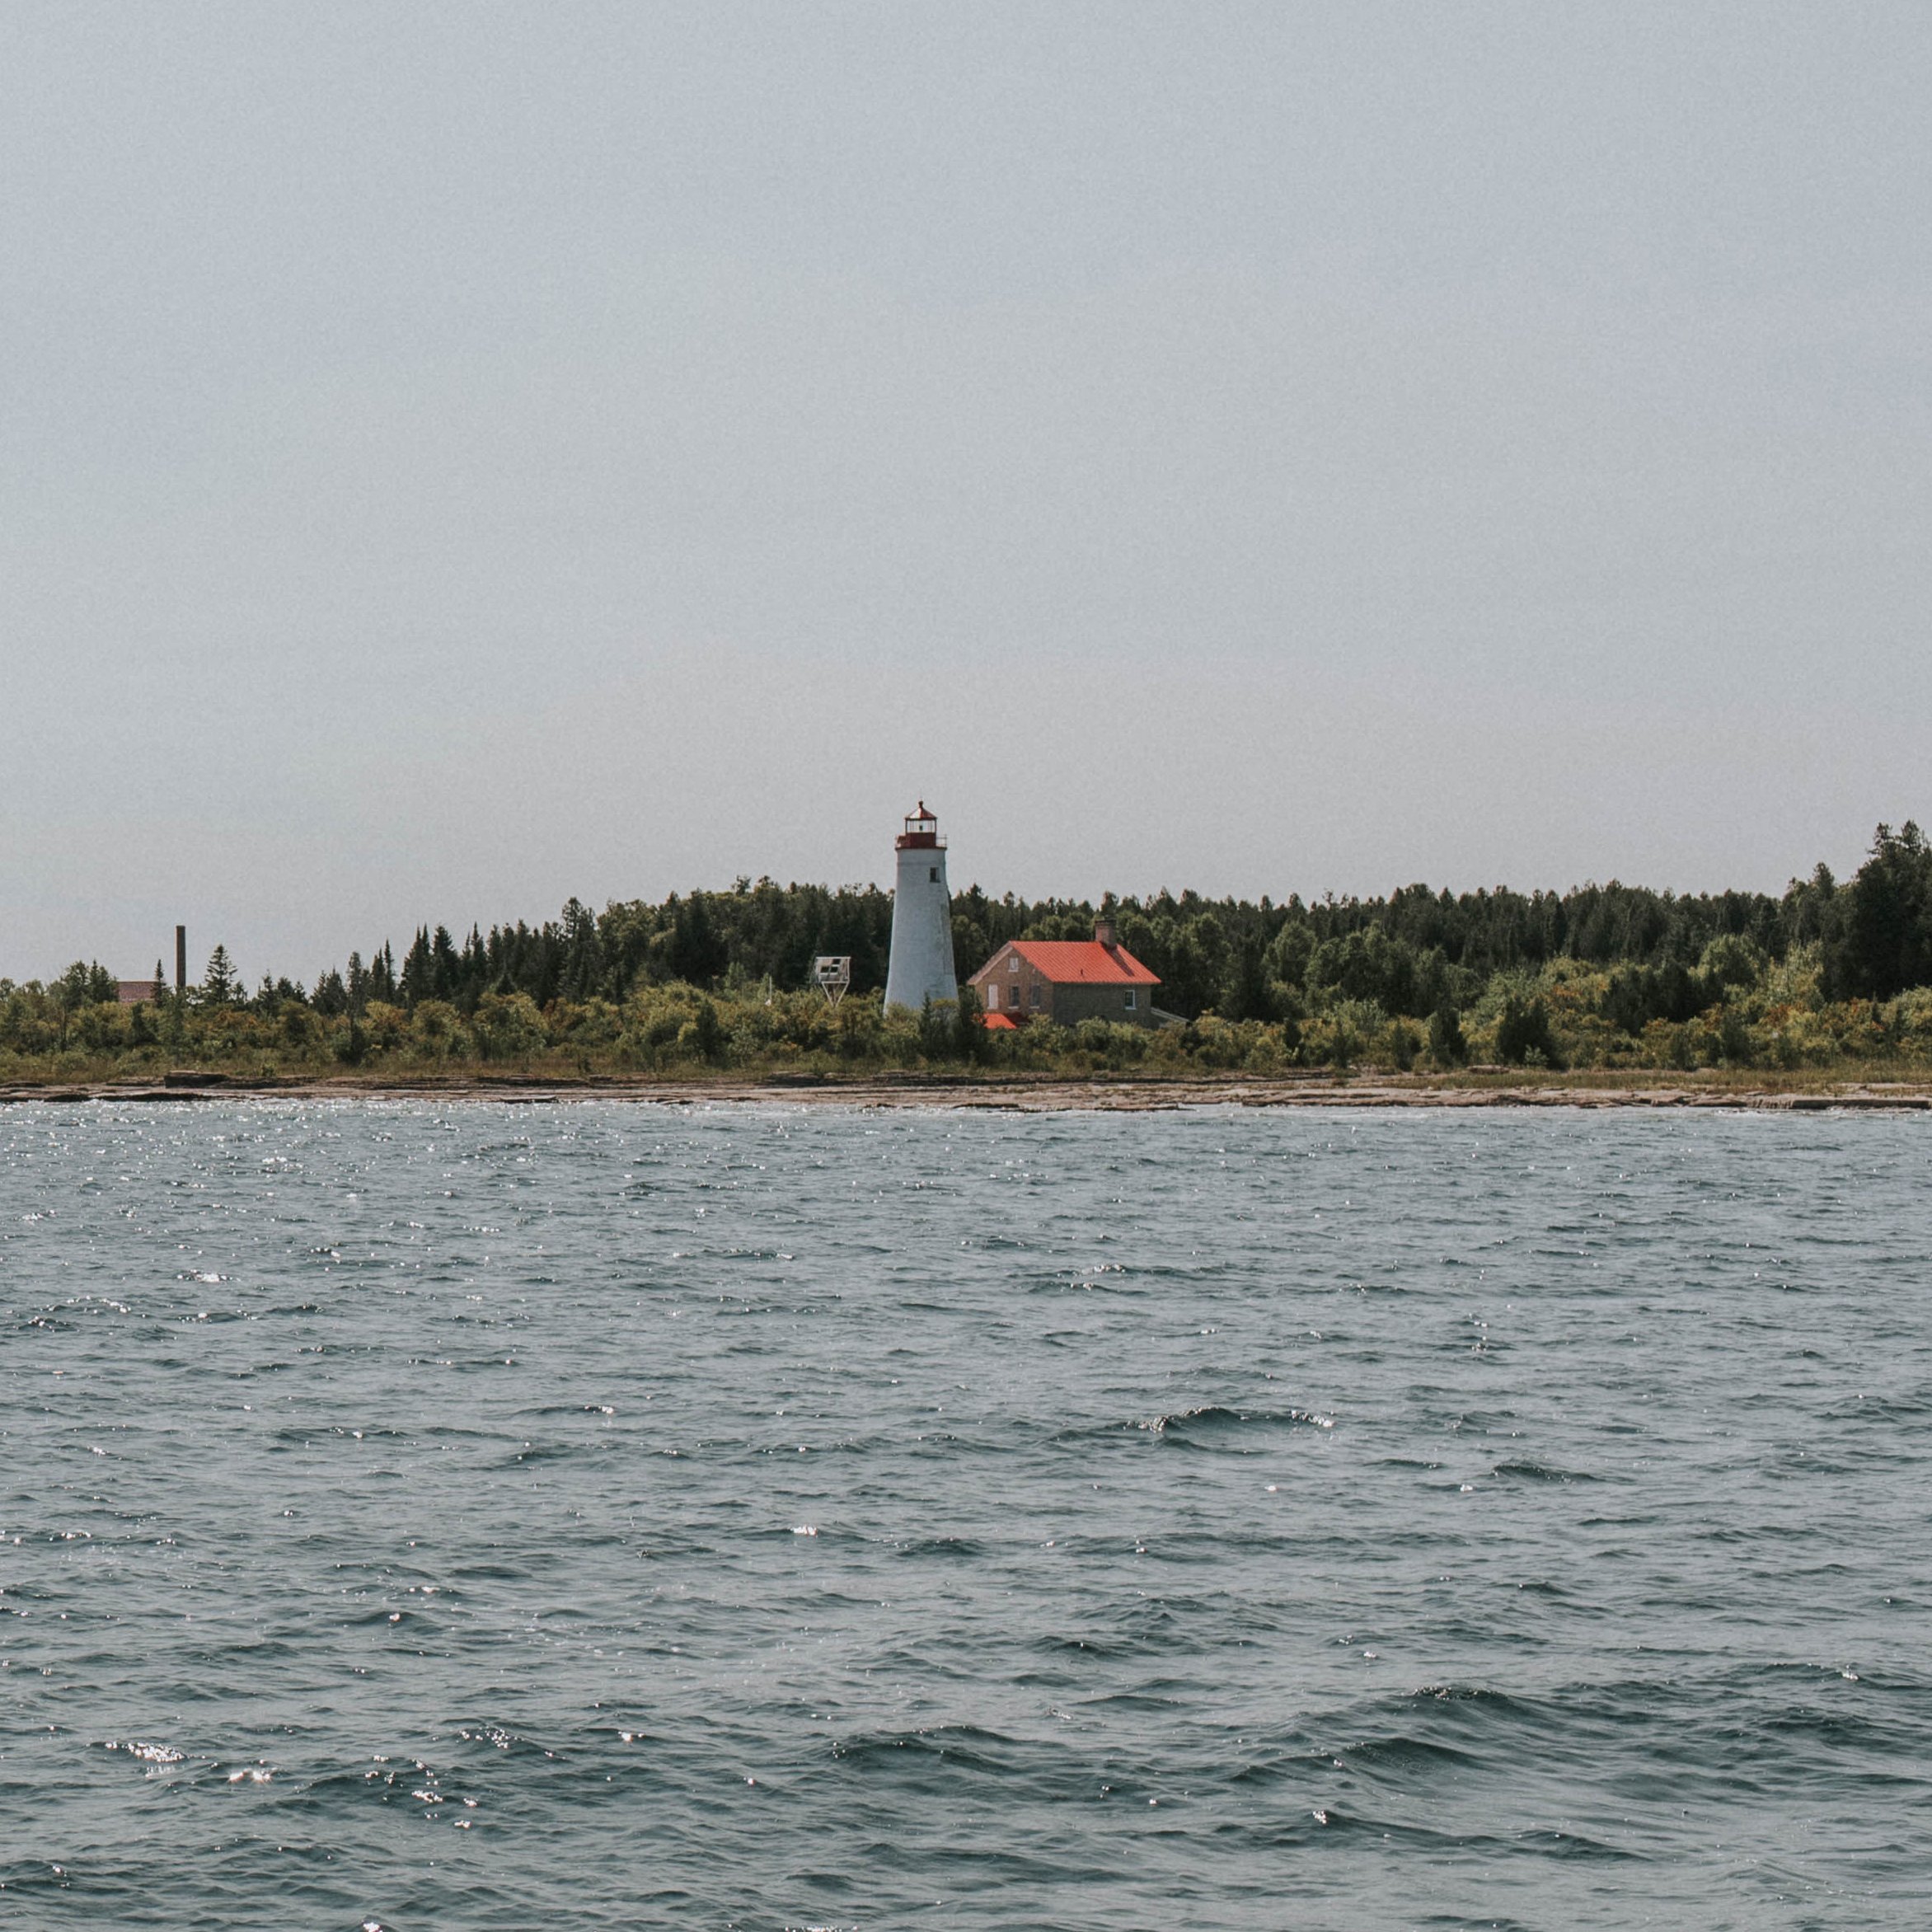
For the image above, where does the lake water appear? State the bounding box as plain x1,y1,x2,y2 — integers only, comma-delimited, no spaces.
2,1100,1929,1930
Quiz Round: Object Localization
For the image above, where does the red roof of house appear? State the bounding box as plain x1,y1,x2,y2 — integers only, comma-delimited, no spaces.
988,940,1161,987
981,1011,1020,1029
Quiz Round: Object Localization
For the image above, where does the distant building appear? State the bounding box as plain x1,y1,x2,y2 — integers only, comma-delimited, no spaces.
883,802,959,1011
968,919,1163,1027
116,979,163,1006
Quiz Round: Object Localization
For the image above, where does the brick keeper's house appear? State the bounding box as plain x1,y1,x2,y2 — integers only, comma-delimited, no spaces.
968,918,1166,1029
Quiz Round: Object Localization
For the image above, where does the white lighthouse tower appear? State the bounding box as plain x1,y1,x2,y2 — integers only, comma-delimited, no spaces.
884,801,959,1011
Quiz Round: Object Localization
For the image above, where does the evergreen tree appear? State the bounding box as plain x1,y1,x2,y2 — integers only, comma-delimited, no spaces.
669,893,729,987
1835,823,1932,1000
429,926,461,1001
202,945,238,1006
954,983,984,1060
398,928,434,1010
560,898,603,1001
1218,931,1274,1021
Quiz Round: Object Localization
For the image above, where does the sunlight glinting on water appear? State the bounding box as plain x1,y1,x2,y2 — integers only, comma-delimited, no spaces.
2,1100,1928,1928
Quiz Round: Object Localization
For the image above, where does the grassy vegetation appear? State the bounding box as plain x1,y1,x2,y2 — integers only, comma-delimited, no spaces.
6,964,1932,1093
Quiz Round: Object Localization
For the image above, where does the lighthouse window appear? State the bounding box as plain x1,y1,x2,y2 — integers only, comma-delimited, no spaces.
929,866,939,883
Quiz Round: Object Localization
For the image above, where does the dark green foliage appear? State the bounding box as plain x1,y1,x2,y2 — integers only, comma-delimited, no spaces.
432,927,461,1000
335,881,896,1017
398,930,432,1007
1834,823,1932,1001
248,976,306,1015
1265,921,1313,988
282,1002,322,1053
917,996,956,1060
1601,968,1650,1037
1495,992,1562,1067
1717,1006,1756,1065
101,818,1919,1064
1217,932,1274,1021
1784,863,1840,951
201,945,238,1006
1429,1000,1466,1066
55,961,117,1011
954,984,985,1061
1701,934,1764,991
687,996,726,1062
1275,996,1303,1057
668,895,729,988
1305,927,1447,1018
376,944,399,1001
560,899,602,1003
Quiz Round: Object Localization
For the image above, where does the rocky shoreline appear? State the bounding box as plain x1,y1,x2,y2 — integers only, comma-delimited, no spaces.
2,1072,1930,1112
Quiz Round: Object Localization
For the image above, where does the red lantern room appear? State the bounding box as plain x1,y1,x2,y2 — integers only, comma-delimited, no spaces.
896,801,945,851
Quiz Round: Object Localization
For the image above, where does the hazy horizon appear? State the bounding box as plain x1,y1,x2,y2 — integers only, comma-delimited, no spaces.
7,4,1929,985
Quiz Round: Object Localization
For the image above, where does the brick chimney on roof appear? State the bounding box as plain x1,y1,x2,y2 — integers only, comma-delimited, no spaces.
1094,916,1117,949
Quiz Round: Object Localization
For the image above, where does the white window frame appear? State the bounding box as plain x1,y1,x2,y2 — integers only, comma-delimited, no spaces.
1123,988,1137,1011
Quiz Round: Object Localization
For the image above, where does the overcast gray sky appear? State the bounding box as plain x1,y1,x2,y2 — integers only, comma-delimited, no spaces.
5,2,1929,983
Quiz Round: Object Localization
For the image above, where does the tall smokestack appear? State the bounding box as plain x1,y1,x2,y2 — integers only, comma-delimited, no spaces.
176,926,187,995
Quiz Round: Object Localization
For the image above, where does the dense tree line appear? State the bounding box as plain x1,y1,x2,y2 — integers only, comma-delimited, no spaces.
279,829,1911,1025
8,823,1932,1079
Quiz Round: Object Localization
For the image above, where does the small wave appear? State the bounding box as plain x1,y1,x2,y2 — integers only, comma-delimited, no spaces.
497,1441,576,1466
454,1724,520,1753
1334,1733,1485,1779
893,1535,985,1560
1489,1458,1601,1484
827,1723,1030,1780
1029,1597,1193,1660
102,1738,184,1766
1137,1404,1336,1445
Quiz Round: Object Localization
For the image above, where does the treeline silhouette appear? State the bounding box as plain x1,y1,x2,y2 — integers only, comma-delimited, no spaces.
9,823,1932,1077
279,823,1914,1025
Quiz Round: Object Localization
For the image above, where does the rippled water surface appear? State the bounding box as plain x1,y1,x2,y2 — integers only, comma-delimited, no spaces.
3,1100,1930,1929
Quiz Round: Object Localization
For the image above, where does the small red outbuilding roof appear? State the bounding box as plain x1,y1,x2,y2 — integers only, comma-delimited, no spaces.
999,940,1161,987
